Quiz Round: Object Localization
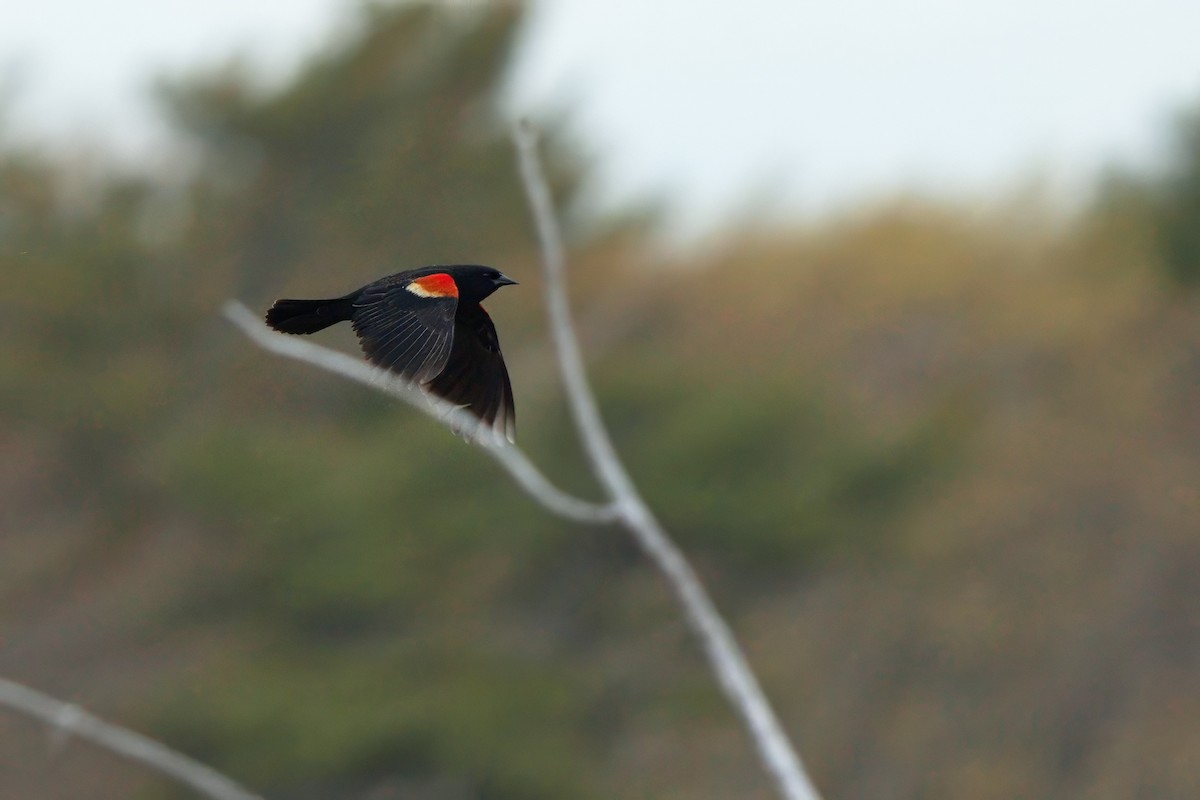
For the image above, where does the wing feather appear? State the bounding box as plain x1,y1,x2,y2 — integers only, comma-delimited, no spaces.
350,278,456,383
424,305,516,443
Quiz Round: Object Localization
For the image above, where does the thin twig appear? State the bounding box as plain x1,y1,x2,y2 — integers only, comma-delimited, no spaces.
513,121,823,800
0,677,263,800
222,302,620,525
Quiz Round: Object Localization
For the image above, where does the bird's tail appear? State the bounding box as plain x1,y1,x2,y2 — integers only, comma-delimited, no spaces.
265,296,355,335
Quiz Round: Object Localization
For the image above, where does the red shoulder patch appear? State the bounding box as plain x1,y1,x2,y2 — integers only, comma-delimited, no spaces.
406,273,459,299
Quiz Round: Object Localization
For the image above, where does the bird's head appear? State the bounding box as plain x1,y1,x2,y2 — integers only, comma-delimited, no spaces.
444,265,518,304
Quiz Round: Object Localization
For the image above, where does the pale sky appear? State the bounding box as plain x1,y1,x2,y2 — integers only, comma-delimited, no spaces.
4,0,1200,233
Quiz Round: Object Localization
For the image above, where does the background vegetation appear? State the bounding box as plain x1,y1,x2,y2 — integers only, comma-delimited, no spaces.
2,5,1198,799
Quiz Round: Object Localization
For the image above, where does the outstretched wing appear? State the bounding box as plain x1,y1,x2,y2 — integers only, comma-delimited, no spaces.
425,304,516,444
349,276,457,383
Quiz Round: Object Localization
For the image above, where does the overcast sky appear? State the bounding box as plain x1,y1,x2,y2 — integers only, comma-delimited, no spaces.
4,0,1200,233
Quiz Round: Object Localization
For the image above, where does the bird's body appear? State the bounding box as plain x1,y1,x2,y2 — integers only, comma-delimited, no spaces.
266,265,518,444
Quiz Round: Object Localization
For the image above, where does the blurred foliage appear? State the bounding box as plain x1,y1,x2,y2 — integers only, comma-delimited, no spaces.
1098,97,1200,288
156,2,581,299
1155,105,1200,287
2,4,1199,800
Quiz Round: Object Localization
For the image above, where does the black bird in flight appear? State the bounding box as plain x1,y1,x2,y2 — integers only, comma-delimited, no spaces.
266,265,518,444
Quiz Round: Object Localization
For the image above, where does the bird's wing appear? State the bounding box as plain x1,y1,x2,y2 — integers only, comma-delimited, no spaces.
424,304,516,444
350,279,457,383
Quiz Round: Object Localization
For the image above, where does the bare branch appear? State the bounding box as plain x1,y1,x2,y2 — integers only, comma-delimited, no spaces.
222,302,620,525
0,677,263,800
513,121,823,800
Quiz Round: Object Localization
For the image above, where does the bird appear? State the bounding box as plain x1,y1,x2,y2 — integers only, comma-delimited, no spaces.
265,265,518,444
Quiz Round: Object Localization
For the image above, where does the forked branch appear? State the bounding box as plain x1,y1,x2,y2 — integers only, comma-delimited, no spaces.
513,121,821,800
221,302,619,525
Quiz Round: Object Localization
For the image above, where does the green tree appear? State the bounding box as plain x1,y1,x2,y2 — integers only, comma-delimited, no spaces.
1155,104,1200,286
159,4,583,298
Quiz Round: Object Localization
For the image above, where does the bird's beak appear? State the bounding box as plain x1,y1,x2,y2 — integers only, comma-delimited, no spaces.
494,273,518,287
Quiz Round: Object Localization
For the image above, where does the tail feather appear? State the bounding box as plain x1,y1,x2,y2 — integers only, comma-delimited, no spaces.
265,296,354,335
